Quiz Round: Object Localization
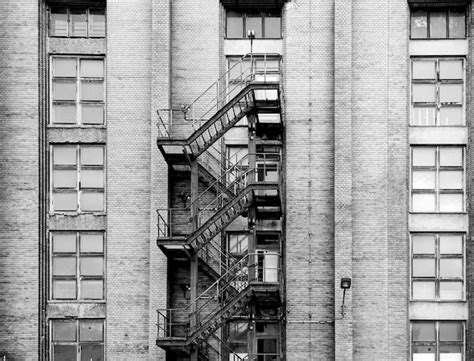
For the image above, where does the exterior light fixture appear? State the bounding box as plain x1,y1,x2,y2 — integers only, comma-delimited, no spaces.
340,277,351,317
247,29,255,57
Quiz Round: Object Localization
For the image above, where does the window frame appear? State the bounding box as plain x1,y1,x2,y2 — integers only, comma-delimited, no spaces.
410,8,466,39
225,10,282,39
49,6,106,38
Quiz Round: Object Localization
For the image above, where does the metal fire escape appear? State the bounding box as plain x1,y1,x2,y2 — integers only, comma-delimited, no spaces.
156,53,283,360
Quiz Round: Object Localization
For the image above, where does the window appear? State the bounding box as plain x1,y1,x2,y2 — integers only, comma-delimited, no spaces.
256,322,279,361
51,232,105,300
51,144,105,213
411,146,464,212
51,319,104,360
410,8,465,39
411,58,464,126
228,321,249,361
411,233,464,300
51,56,105,125
228,233,249,254
412,321,464,361
226,11,281,39
49,7,106,38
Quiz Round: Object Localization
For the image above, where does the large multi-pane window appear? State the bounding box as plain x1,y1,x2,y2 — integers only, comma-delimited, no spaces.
51,319,104,360
411,146,464,213
51,144,105,213
411,58,464,126
51,56,105,125
51,232,105,300
226,11,281,39
412,321,464,361
410,8,465,39
411,233,464,301
49,7,106,38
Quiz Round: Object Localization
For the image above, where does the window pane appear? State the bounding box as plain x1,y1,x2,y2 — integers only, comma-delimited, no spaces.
440,60,463,80
89,9,106,38
412,107,436,126
53,192,77,211
439,171,462,190
81,81,104,101
53,280,76,299
53,233,76,253
81,192,104,211
440,235,463,254
229,234,249,253
440,107,463,126
264,14,281,38
413,346,435,361
80,59,104,78
54,169,77,188
440,148,463,167
413,61,436,80
70,9,87,37
439,322,462,341
440,84,462,104
80,234,103,253
411,10,428,38
246,14,262,38
81,280,104,299
229,322,248,342
413,322,436,341
413,259,435,277
413,84,436,103
53,58,77,77
54,146,77,165
52,320,76,341
412,281,435,300
53,104,77,124
440,259,462,278
449,10,465,38
412,235,435,254
50,9,69,36
430,11,447,38
412,194,436,212
80,321,103,341
53,81,76,101
412,147,436,167
82,104,104,125
80,257,103,276
53,257,76,276
439,281,463,300
81,344,104,361
53,345,76,361
227,12,243,38
439,194,463,212
81,170,104,188
81,146,104,165
413,171,435,190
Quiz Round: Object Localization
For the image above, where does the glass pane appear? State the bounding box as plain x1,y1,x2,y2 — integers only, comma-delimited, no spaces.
53,192,77,212
228,147,249,166
80,257,103,276
70,9,87,37
413,84,436,103
81,192,104,211
52,320,76,341
80,320,103,341
413,259,435,277
412,281,435,300
412,194,436,212
439,322,462,341
449,10,465,38
440,60,463,80
411,10,428,38
82,104,104,125
81,146,104,165
53,257,76,276
89,9,106,38
81,81,104,101
257,339,277,353
413,171,435,190
53,58,77,77
439,107,463,126
229,234,249,253
439,281,463,300
439,194,463,212
81,344,104,361
440,84,462,104
412,107,436,126
412,235,435,254
413,61,436,80
54,169,77,188
229,322,248,342
53,81,76,101
430,11,447,38
246,14,262,38
440,148,463,167
53,104,77,124
50,9,68,37
80,234,103,253
227,12,243,38
53,233,76,253
81,280,104,299
80,59,104,78
413,322,436,341
53,345,76,361
53,280,76,299
412,147,436,167
413,345,435,361
440,352,462,361
81,170,104,188
54,146,77,165
439,171,462,190
439,235,463,254
440,259,462,278
264,15,281,38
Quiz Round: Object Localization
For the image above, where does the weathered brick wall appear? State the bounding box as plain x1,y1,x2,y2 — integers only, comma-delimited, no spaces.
0,0,39,359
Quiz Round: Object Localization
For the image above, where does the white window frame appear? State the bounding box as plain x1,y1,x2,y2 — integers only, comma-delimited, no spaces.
49,6,106,38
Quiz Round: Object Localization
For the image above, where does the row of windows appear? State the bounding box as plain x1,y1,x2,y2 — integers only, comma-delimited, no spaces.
50,7,106,38
411,9,465,39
